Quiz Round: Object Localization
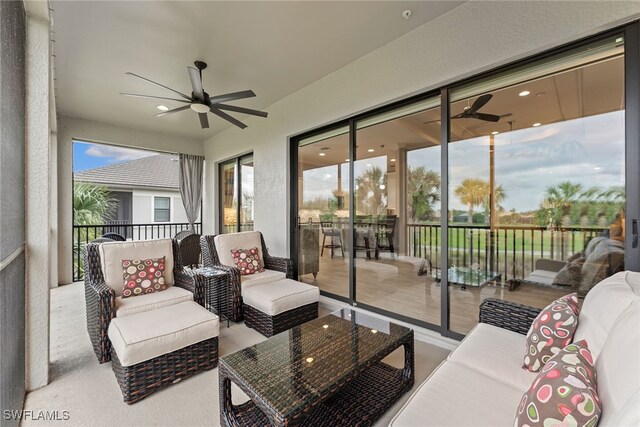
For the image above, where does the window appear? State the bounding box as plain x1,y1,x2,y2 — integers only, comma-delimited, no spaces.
154,197,171,222
219,153,254,233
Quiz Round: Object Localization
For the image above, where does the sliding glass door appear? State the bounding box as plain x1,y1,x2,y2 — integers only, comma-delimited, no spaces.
219,153,254,233
291,25,636,338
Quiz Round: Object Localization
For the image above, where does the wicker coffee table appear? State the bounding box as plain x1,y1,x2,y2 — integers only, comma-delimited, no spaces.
219,308,414,426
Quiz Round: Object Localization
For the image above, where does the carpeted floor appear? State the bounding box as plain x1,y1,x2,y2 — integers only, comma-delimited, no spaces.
22,282,451,426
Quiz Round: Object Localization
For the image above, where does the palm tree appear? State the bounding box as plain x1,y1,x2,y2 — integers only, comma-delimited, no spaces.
537,181,583,227
454,178,489,224
73,182,116,225
407,166,440,222
355,167,386,215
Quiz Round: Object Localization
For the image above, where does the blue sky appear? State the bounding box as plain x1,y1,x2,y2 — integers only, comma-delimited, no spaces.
73,141,155,172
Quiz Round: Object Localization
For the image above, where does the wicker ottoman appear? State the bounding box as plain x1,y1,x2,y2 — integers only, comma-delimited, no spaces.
242,278,319,337
108,301,219,404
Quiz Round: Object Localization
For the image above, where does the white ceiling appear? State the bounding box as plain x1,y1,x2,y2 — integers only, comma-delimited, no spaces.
51,1,464,140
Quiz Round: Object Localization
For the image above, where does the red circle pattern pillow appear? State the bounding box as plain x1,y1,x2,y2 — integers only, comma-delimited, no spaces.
121,257,167,298
230,247,265,276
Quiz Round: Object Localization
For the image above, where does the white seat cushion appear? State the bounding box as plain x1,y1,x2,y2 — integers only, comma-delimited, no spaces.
574,271,639,359
115,286,193,317
240,269,286,288
108,301,219,367
524,269,557,285
242,279,319,316
389,360,523,427
214,231,264,268
596,299,640,427
448,323,536,391
99,239,175,296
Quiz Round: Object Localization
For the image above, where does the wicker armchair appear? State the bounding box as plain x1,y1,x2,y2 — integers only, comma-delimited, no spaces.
200,232,294,322
84,238,210,363
101,232,125,241
177,233,201,268
479,298,542,335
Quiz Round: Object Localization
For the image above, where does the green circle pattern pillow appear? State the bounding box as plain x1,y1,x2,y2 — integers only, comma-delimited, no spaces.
515,340,600,427
524,293,580,372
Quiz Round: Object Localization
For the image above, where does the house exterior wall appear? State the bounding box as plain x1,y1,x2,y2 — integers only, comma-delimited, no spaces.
128,188,199,224
202,1,640,258
57,116,203,285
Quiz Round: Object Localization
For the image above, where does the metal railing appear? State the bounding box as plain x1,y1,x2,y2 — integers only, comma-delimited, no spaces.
72,222,202,281
407,223,606,282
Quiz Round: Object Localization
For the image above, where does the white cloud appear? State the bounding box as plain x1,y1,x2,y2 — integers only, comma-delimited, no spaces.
84,144,157,162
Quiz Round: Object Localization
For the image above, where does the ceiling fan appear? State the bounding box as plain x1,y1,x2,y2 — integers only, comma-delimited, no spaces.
120,60,268,130
423,94,501,125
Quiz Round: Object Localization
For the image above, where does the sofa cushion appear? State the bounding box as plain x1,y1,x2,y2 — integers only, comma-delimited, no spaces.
448,323,537,391
594,299,640,427
242,279,319,316
115,286,193,317
214,231,264,269
574,271,639,359
108,301,219,367
121,257,167,298
99,239,174,296
230,247,265,276
389,360,524,427
240,269,286,288
523,294,579,371
515,340,600,427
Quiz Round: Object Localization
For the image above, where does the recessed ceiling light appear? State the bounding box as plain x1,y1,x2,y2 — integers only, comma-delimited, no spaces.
532,122,542,127
367,148,375,153
319,153,326,157
519,91,530,97
491,131,499,135
345,158,350,162
594,167,602,170
390,158,396,162
366,164,372,167
156,105,169,111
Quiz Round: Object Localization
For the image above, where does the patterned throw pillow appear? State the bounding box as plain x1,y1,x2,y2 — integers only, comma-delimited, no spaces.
515,340,600,427
523,293,580,371
121,257,167,298
230,247,265,276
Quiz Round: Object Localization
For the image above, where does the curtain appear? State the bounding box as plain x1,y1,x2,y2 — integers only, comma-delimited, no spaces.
179,154,204,232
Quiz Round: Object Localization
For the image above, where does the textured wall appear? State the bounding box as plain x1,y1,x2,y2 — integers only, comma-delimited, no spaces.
202,0,640,257
25,13,51,391
0,0,26,422
57,116,203,284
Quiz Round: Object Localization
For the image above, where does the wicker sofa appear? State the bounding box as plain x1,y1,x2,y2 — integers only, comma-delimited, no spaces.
84,238,213,363
200,231,294,322
390,272,640,426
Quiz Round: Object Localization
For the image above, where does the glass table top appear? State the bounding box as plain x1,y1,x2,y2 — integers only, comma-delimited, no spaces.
220,308,412,419
435,266,501,287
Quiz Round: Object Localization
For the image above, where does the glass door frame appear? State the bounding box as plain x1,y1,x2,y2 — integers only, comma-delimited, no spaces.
218,152,254,234
289,21,640,339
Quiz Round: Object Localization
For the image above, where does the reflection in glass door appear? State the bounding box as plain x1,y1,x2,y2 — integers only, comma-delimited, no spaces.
297,127,350,298
354,98,442,326
219,153,254,233
447,34,625,334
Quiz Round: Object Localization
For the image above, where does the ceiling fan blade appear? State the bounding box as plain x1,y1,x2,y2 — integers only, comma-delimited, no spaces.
198,113,209,129
207,90,256,104
214,103,268,118
155,104,191,117
209,107,247,129
468,94,493,114
474,112,501,122
187,67,204,101
125,72,192,101
120,93,191,103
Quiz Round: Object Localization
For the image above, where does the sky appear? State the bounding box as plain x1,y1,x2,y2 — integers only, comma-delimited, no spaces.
302,110,625,213
73,141,156,172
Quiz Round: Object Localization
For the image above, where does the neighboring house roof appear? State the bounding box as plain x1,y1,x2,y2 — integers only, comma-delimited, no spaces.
74,154,179,189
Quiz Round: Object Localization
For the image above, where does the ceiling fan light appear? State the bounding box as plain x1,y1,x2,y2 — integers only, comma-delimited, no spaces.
190,103,210,114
